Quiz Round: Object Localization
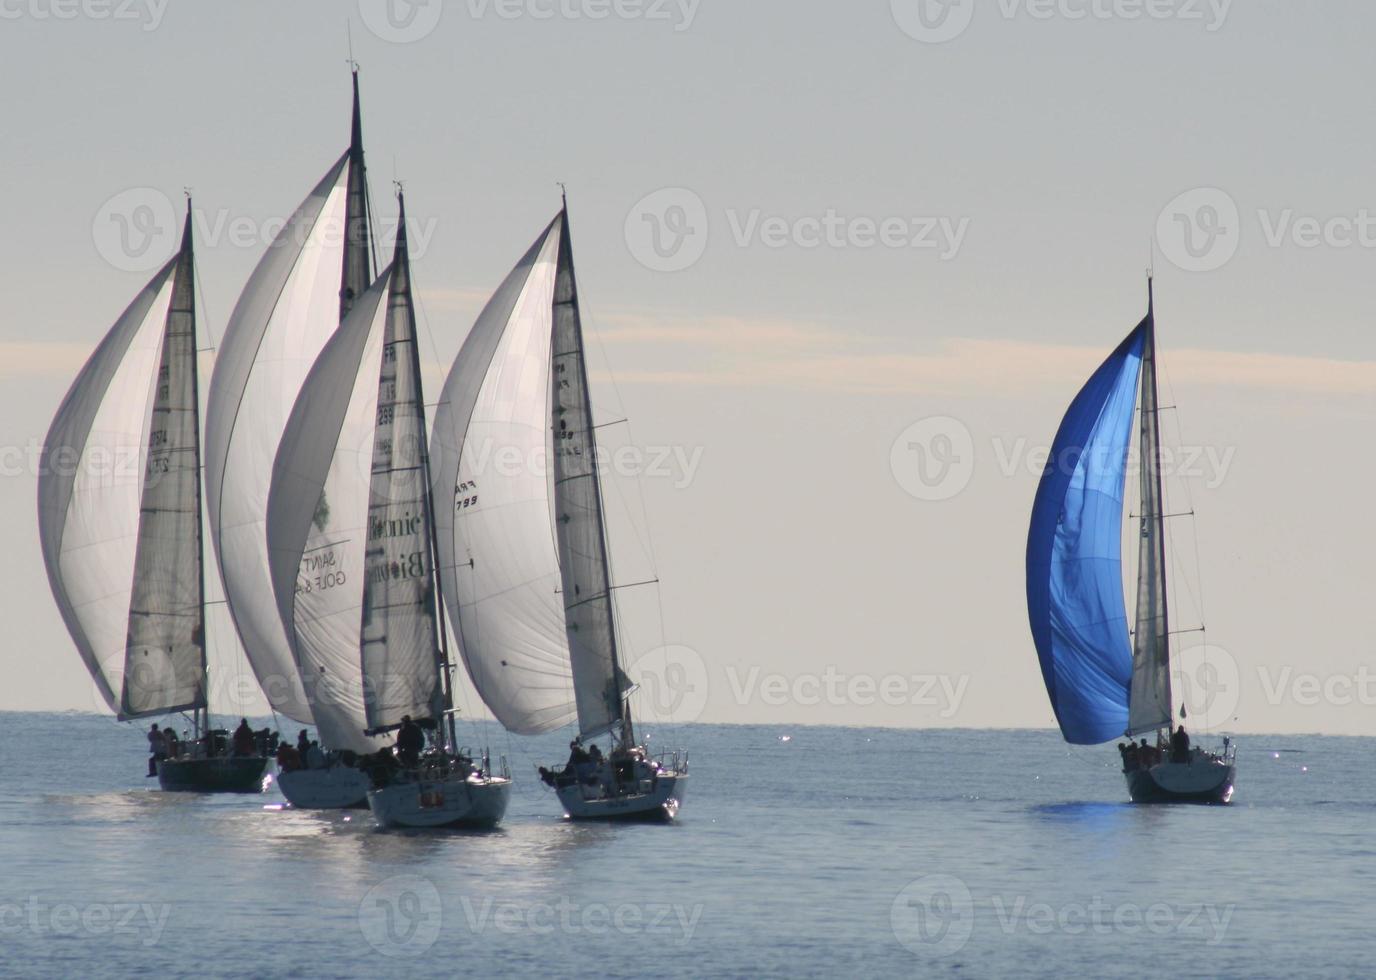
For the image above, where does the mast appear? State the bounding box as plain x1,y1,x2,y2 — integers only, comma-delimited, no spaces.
554,195,632,750
342,67,374,318
396,189,460,754
183,198,209,744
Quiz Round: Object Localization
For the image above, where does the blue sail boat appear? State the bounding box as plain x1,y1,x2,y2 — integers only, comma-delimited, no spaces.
1026,280,1236,804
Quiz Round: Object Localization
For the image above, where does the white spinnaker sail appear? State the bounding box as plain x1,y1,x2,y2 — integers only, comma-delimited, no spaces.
1128,314,1174,736
267,270,392,753
432,220,574,735
39,233,206,719
205,154,357,723
432,214,629,738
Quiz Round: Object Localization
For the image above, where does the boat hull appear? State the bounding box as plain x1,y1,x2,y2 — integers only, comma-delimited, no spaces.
157,756,270,794
1126,760,1235,804
277,766,371,809
557,773,686,821
367,775,511,829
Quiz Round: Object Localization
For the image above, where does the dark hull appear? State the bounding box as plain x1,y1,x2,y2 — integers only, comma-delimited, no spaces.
157,756,270,794
1126,765,1235,805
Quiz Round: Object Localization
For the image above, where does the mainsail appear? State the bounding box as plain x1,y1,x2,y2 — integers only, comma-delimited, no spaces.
1127,291,1174,735
431,210,630,739
267,199,444,752
205,76,373,724
39,204,207,720
1026,319,1146,745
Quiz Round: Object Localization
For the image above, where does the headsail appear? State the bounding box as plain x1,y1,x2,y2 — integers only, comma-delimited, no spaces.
39,205,207,720
205,79,372,724
1026,320,1146,744
431,211,631,738
1127,288,1173,735
268,197,445,751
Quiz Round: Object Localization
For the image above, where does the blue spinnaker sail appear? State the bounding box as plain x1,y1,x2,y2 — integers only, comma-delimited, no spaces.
1026,320,1147,744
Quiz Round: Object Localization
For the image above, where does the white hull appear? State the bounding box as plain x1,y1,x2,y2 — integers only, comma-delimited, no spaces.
368,774,511,829
277,766,372,810
557,773,686,821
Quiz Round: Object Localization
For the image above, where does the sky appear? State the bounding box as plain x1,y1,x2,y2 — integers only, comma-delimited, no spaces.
3,0,1375,736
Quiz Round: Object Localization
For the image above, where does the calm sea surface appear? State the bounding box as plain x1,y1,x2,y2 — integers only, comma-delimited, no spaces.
0,711,1368,978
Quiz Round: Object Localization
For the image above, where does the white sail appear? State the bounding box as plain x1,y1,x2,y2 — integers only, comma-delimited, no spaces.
266,269,391,752
432,213,629,739
205,153,367,723
39,217,207,719
358,224,445,734
1128,313,1174,736
432,220,572,735
550,216,625,738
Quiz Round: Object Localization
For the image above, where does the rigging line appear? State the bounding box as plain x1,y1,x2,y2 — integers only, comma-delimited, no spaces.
409,271,451,410
189,246,221,353
574,264,677,743
1156,323,1213,732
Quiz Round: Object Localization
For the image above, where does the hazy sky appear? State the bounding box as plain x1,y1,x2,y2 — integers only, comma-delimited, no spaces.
4,1,1374,737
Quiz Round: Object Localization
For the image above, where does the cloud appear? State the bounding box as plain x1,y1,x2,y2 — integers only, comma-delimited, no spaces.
0,342,93,381
585,311,1376,398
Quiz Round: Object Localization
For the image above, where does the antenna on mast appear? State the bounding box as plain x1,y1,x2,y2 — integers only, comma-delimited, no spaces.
346,21,359,73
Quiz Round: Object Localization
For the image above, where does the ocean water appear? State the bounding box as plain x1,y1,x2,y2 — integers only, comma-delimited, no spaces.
0,711,1368,979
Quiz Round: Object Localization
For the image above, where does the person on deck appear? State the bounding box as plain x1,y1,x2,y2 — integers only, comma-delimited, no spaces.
232,718,256,757
397,716,424,767
275,741,301,772
163,727,180,760
1170,725,1191,764
297,729,311,759
1139,738,1155,767
147,724,167,777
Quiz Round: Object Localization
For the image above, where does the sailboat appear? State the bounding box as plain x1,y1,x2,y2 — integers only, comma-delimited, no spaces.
267,191,512,826
430,199,688,821
39,201,270,793
1026,279,1236,804
204,70,375,757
